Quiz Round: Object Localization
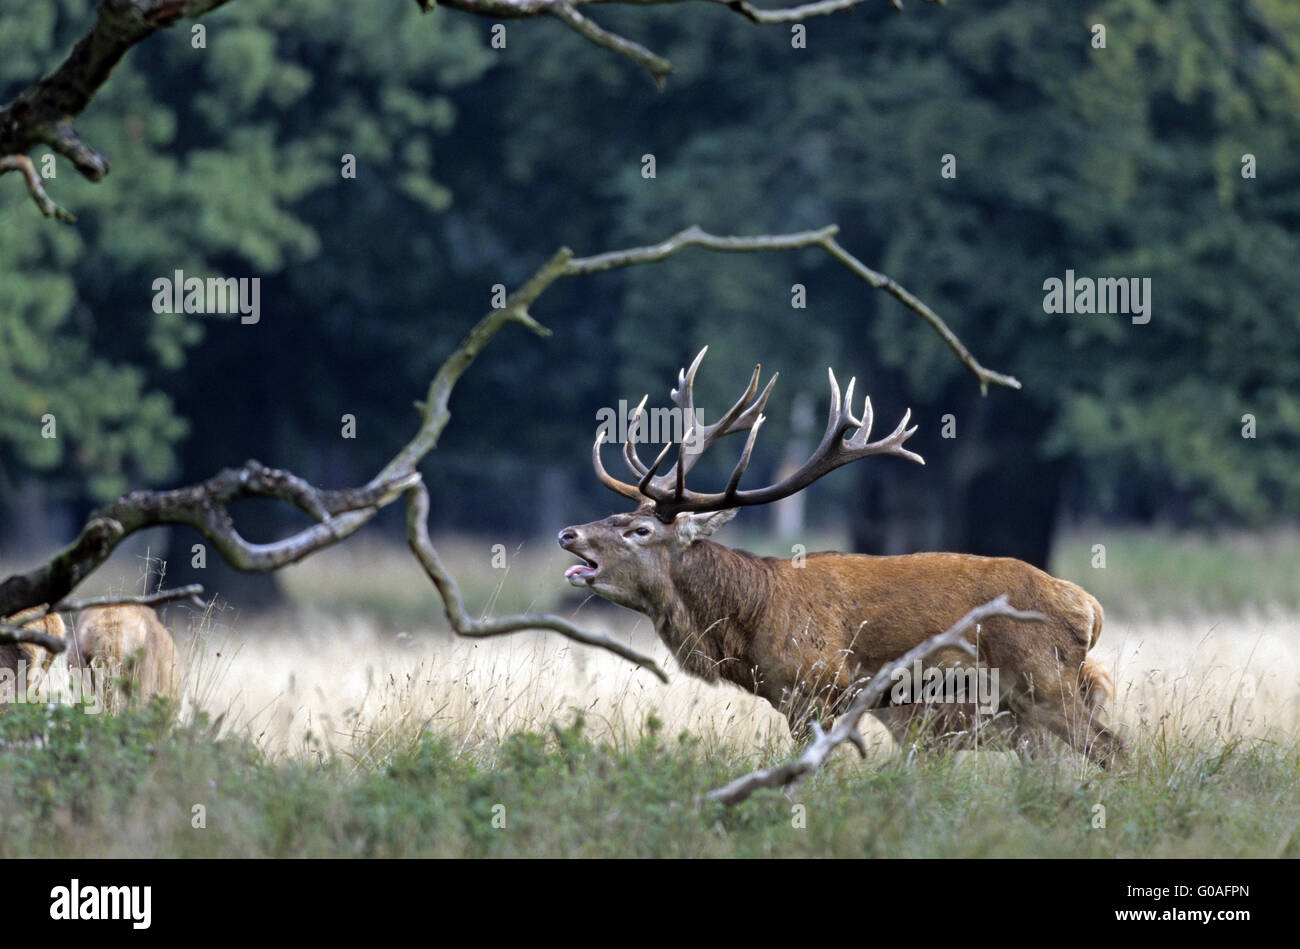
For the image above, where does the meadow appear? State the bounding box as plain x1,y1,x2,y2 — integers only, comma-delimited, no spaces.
1,528,1297,857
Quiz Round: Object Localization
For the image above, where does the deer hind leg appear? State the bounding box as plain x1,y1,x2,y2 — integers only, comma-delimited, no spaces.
1011,660,1123,768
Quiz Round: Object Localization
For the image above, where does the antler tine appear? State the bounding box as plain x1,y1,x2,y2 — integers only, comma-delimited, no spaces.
825,368,842,435
676,441,686,499
670,346,709,416
822,367,857,445
673,362,764,477
592,430,643,501
723,414,766,497
850,406,925,464
842,376,865,430
664,346,709,489
638,442,675,496
655,349,777,493
724,371,779,436
714,364,764,433
622,395,651,477
855,393,875,444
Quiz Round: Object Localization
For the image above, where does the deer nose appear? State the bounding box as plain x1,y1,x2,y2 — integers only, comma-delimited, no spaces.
557,528,578,547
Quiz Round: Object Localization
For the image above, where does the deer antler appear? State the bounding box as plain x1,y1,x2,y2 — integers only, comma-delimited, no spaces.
592,347,925,521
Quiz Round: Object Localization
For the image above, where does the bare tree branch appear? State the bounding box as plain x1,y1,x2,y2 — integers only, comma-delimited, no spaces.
405,480,669,681
0,1,233,217
53,584,207,614
0,155,75,222
3,0,937,219
0,622,66,652
0,461,418,620
706,595,1045,805
550,3,674,87
0,254,654,673
562,224,1021,392
425,0,941,82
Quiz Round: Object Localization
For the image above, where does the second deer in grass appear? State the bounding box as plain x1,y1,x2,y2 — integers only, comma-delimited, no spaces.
1,608,66,701
559,349,1121,765
71,605,180,707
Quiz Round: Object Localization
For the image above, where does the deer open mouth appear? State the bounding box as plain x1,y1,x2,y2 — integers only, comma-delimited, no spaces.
564,556,600,583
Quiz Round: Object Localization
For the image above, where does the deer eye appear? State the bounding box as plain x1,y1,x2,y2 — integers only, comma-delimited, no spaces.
628,526,651,538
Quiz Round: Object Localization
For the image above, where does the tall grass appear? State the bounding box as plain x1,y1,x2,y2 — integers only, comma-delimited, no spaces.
2,526,1298,856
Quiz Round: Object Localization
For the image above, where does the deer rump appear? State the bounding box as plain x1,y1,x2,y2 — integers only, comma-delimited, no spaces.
71,605,179,703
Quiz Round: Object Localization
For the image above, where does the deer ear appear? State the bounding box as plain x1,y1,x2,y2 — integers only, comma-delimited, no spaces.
674,508,738,544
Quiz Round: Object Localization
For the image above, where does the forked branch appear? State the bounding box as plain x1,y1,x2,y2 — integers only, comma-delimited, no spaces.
0,296,665,676
706,595,1045,805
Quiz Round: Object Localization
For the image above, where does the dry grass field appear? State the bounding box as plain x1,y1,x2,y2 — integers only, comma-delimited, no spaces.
67,604,1289,768
4,527,1298,857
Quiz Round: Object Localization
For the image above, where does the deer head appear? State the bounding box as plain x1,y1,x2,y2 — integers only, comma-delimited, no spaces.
558,347,924,613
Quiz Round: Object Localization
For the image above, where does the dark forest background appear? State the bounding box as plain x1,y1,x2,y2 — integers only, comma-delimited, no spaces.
1,0,1297,607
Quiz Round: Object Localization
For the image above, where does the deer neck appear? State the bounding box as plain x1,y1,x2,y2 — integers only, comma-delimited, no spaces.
650,540,773,685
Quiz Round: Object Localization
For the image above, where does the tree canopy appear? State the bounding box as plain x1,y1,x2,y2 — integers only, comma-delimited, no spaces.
1,0,1295,573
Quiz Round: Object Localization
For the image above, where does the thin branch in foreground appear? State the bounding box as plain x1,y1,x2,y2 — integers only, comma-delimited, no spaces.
0,585,205,653
705,595,1045,805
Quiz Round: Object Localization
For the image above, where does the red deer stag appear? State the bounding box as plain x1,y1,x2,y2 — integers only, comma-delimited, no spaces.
559,348,1121,765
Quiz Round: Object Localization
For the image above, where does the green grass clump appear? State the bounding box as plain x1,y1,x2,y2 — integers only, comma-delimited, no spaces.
3,703,1298,858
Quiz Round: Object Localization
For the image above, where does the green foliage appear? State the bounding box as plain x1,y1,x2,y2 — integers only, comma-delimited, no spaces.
1053,0,1300,519
0,1,492,502
1,0,1296,531
1,704,1298,857
463,0,1300,527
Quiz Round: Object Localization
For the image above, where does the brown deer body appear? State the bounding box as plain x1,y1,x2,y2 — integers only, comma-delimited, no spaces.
560,349,1120,765
1,608,67,700
71,605,180,707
